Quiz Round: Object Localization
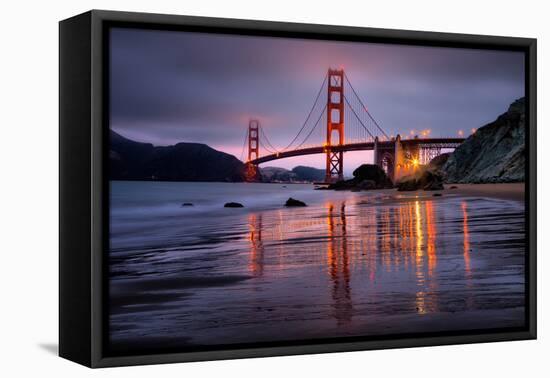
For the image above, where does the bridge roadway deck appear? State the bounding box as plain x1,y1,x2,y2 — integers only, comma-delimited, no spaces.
249,138,464,165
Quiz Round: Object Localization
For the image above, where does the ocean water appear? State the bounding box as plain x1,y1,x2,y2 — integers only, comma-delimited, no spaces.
108,181,526,353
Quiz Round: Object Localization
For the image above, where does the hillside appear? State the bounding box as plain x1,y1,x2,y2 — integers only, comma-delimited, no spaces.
260,166,325,183
109,130,245,182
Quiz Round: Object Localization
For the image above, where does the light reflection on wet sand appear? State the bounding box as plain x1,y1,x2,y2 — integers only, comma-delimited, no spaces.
109,183,525,353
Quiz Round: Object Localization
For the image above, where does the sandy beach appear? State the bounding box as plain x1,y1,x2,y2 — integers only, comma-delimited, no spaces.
108,181,526,354
440,183,525,202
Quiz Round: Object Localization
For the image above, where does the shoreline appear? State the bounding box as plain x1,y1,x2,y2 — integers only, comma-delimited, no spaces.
377,183,525,202
439,183,525,202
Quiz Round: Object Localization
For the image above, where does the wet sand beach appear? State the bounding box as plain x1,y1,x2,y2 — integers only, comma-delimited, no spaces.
442,183,525,201
108,181,526,354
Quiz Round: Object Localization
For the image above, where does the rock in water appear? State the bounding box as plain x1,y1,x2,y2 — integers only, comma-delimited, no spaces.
442,97,525,183
285,198,307,207
224,202,244,208
181,203,194,207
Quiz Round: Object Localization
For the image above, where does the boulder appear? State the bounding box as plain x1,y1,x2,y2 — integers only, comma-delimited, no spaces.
352,164,394,188
357,179,377,190
224,202,244,208
328,180,356,191
421,171,444,190
397,170,444,191
327,164,393,191
285,197,307,207
397,179,419,191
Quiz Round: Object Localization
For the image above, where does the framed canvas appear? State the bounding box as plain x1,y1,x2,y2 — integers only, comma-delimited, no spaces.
59,10,537,368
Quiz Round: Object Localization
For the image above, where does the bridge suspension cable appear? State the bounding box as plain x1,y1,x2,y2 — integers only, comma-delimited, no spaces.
259,125,279,153
279,73,328,151
344,73,389,139
254,73,329,156
239,127,249,161
343,94,375,140
293,104,327,150
241,69,392,163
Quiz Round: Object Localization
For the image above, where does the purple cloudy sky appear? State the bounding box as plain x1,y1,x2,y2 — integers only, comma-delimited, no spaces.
109,27,525,173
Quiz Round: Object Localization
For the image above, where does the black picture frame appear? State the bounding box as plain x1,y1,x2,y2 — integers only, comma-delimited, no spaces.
59,9,537,368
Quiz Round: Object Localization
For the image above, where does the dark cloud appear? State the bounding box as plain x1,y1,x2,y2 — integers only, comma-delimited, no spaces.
109,27,525,165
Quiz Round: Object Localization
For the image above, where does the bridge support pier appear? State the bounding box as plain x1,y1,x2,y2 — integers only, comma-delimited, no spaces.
374,134,424,183
373,135,400,183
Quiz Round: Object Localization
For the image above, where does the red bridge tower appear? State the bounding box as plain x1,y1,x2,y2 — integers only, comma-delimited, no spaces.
245,119,260,181
325,69,345,183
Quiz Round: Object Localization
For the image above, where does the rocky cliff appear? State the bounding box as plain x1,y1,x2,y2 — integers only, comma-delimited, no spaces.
442,97,525,183
110,130,245,182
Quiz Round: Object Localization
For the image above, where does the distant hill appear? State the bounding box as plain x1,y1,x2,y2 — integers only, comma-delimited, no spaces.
442,97,525,183
109,130,245,182
260,166,325,183
291,166,326,182
260,167,296,182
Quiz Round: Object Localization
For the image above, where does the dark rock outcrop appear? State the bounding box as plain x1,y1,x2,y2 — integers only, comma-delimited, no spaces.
110,130,245,182
427,153,450,172
353,164,394,187
396,179,419,192
224,202,244,208
328,164,393,191
397,170,444,191
285,198,307,207
442,97,525,183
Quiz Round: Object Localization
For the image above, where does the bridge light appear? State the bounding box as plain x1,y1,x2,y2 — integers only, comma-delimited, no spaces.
458,130,464,137
471,128,477,134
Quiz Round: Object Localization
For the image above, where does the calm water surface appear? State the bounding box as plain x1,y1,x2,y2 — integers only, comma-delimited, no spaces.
109,181,525,353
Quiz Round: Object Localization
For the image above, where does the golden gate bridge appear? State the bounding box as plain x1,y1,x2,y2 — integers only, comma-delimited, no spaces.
239,69,465,183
